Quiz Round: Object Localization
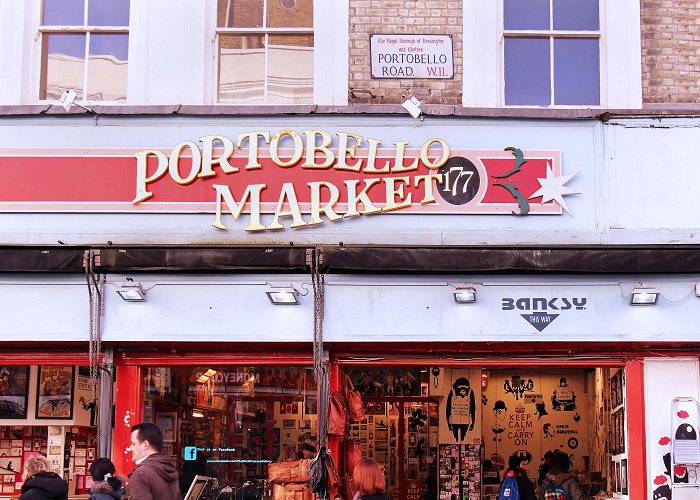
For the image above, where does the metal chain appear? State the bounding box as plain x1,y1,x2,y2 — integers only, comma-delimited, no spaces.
311,248,330,449
85,250,104,403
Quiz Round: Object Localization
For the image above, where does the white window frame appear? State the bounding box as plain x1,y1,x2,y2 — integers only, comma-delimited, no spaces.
462,0,641,109
210,0,347,106
36,0,131,103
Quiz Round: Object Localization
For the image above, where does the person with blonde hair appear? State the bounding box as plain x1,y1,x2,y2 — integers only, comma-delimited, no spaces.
277,445,298,462
353,458,388,500
19,455,68,500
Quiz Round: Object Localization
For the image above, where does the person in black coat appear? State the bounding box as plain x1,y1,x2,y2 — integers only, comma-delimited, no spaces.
88,458,126,500
500,455,536,500
19,455,68,500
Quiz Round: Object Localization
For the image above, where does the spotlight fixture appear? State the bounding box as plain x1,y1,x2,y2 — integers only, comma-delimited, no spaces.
629,283,659,306
116,282,146,301
266,283,300,305
453,283,477,304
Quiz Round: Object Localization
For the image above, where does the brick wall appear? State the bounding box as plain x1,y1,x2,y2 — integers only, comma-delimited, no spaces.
642,0,700,104
349,0,462,105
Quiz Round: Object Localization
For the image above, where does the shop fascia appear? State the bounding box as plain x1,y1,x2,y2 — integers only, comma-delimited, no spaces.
133,129,449,231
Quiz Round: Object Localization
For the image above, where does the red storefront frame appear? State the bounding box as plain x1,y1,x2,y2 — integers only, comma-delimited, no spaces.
110,352,647,499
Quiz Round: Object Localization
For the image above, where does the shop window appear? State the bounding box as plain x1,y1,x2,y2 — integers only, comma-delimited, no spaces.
38,0,130,102
142,365,316,497
503,0,600,106
344,365,622,499
216,0,313,104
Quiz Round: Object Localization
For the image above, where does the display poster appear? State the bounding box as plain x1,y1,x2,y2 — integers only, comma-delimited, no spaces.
439,368,482,444
36,367,74,419
0,367,29,419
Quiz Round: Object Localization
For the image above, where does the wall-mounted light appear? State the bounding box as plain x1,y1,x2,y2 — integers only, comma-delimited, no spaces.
696,283,700,298
453,283,477,304
266,283,300,305
192,409,205,418
116,282,146,301
630,283,659,306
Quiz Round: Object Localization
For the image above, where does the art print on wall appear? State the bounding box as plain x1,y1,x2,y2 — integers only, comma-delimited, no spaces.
0,367,29,419
36,366,74,419
439,368,482,444
155,413,177,443
346,367,421,397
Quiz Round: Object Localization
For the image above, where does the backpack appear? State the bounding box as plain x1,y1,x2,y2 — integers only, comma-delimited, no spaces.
542,478,570,500
497,471,520,500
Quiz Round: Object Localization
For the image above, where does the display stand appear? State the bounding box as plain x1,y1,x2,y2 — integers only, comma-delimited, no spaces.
671,397,700,494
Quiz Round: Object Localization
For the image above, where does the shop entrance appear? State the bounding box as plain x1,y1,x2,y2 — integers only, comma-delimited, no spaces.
344,364,623,500
349,397,439,499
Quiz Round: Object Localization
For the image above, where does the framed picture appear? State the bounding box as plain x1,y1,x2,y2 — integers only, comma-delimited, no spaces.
0,367,29,419
609,373,618,409
618,408,625,453
155,412,177,443
36,366,74,419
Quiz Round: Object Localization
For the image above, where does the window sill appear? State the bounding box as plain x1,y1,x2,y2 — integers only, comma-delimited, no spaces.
3,104,700,120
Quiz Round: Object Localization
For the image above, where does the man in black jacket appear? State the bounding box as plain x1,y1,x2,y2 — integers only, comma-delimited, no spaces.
500,455,536,500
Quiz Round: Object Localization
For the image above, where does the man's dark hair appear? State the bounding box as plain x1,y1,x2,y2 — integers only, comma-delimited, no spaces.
508,455,524,470
132,422,163,452
548,451,571,474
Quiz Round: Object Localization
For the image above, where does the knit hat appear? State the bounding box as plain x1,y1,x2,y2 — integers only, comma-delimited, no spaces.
302,438,317,454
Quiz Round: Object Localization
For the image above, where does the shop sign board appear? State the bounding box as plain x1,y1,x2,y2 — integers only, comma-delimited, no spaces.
0,130,578,232
370,34,454,78
502,295,588,332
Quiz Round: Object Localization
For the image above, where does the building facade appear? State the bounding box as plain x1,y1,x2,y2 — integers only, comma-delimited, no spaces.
0,1,699,499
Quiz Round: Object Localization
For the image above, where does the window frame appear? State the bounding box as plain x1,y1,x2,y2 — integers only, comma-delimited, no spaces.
462,0,641,109
502,0,602,107
37,0,131,103
214,0,315,105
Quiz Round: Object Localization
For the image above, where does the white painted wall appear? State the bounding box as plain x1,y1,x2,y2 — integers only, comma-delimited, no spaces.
644,359,700,500
0,275,88,342
4,274,697,344
605,118,700,243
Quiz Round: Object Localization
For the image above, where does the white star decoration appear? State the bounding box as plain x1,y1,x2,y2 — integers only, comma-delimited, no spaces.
529,162,580,215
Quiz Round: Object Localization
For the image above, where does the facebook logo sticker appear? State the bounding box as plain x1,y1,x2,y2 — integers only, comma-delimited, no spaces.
184,447,197,460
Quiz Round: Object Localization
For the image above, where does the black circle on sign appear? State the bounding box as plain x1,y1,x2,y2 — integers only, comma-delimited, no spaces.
568,437,579,449
436,156,480,205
